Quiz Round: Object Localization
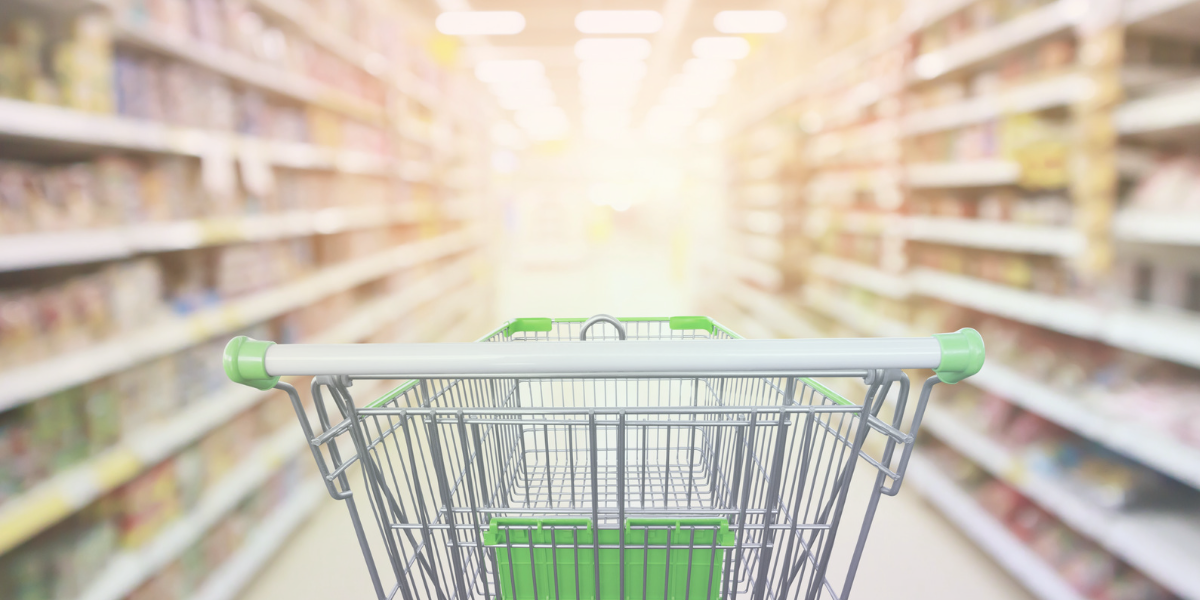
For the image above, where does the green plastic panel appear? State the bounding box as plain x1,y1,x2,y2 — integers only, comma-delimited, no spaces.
504,318,554,337
223,336,280,390
484,518,734,599
933,328,986,384
668,316,716,333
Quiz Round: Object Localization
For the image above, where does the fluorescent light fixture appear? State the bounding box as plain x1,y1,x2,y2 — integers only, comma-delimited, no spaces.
475,60,545,83
713,10,786,34
578,60,647,82
575,10,663,34
692,37,750,60
683,58,737,80
436,11,525,35
575,38,652,61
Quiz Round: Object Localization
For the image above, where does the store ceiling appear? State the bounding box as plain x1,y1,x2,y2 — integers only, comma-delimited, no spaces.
450,0,786,138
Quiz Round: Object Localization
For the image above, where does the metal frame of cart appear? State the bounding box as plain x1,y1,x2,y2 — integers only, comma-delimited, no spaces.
223,315,984,599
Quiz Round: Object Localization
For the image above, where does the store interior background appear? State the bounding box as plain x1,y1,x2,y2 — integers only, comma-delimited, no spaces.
2,0,1200,599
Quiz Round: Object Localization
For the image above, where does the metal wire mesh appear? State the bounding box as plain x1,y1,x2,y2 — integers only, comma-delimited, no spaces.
285,318,923,600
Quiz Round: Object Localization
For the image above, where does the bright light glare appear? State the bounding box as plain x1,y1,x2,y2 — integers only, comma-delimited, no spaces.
581,90,639,108
683,59,737,80
713,10,786,33
645,106,699,129
578,60,647,82
489,81,551,97
692,37,751,60
575,38,653,61
671,73,731,95
436,11,525,35
475,60,544,83
490,121,525,148
514,107,569,140
588,182,634,211
575,10,663,34
660,86,716,108
495,87,556,110
580,81,640,104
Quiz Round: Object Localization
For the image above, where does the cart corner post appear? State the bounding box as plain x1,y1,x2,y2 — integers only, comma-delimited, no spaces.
932,328,985,384
223,336,280,390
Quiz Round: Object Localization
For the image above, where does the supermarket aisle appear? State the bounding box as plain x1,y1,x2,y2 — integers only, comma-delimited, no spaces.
241,231,1031,600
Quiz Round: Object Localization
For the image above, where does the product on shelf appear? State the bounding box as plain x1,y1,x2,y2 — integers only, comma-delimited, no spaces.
920,312,1200,452
922,440,1177,600
0,13,114,112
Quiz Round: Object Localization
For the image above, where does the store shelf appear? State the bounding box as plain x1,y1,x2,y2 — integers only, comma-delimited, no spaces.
249,0,385,80
75,425,305,600
0,204,420,272
0,261,472,555
906,453,1090,600
970,362,1200,490
0,98,401,177
1124,0,1200,26
904,216,1084,256
113,21,385,124
1111,210,1200,245
0,228,480,411
910,267,1103,337
910,268,1200,369
906,160,1022,188
724,255,784,291
804,287,912,338
902,75,1093,136
187,479,324,600
908,0,1079,82
725,280,821,339
1114,82,1200,135
810,254,911,299
922,409,1200,600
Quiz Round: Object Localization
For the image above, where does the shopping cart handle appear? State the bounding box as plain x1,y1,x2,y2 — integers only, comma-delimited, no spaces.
224,329,984,385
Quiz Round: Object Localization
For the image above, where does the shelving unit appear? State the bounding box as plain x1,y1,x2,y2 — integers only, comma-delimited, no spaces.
720,0,1200,598
0,230,481,410
906,454,1091,600
0,0,494,595
922,409,1200,600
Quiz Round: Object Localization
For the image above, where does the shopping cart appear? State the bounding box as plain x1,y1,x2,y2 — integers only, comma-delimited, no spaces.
223,315,984,600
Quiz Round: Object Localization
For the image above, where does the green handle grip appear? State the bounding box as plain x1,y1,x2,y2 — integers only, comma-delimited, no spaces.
223,336,280,390
933,328,985,384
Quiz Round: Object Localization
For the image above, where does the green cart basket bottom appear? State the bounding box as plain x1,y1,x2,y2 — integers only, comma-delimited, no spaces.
483,518,737,600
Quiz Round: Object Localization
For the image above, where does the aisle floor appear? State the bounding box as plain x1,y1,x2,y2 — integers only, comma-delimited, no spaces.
241,234,1033,600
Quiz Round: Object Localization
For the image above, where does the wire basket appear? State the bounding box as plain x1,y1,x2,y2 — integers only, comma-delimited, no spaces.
224,315,984,599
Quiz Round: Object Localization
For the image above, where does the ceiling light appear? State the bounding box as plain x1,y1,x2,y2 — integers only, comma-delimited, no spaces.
475,60,545,83
683,58,737,80
578,60,647,82
575,10,663,34
575,38,653,61
436,11,525,35
713,10,786,34
692,37,750,60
